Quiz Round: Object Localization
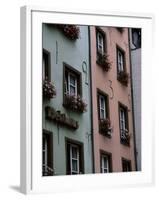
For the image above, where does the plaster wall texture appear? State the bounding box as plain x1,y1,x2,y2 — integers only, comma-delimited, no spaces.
90,26,136,173
42,24,93,175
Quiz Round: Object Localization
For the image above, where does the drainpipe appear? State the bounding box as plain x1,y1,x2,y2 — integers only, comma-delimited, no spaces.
128,28,138,171
88,26,95,173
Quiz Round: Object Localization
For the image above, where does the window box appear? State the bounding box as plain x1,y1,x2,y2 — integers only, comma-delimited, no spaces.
96,52,111,71
120,129,131,145
43,78,56,99
57,24,80,40
64,94,87,113
117,71,129,86
99,118,112,137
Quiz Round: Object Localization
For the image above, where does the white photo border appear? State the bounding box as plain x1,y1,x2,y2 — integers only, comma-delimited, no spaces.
20,6,154,194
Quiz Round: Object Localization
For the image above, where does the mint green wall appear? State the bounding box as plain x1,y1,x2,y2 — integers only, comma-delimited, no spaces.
42,24,93,175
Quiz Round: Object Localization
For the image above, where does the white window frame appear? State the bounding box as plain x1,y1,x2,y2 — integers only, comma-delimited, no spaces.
117,49,124,72
99,94,106,119
67,72,78,96
97,31,104,54
70,144,80,175
101,154,110,173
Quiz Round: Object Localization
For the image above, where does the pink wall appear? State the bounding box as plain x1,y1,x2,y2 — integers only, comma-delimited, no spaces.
90,26,136,173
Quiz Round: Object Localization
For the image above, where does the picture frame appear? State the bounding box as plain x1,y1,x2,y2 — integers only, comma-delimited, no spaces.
20,6,154,194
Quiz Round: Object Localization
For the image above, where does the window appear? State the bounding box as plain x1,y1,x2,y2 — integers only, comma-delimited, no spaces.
132,28,141,49
64,63,81,96
66,138,84,175
119,103,129,145
96,28,105,55
42,130,54,176
43,49,51,80
117,47,125,73
97,91,109,120
97,91,111,136
70,144,79,174
122,158,131,172
100,151,112,173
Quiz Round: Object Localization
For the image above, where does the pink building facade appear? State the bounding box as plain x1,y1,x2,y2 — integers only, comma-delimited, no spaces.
90,26,136,173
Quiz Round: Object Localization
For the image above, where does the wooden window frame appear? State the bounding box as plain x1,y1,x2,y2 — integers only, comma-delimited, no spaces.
65,137,84,175
100,150,113,173
122,157,132,172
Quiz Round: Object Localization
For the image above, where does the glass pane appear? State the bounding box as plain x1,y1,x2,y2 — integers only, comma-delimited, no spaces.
100,109,105,119
70,74,76,86
70,85,76,95
72,159,78,172
72,146,78,159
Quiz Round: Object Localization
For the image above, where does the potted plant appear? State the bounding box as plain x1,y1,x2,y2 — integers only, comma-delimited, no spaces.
96,51,111,71
117,71,129,86
58,25,80,40
121,129,130,145
43,78,56,99
64,94,87,113
99,118,112,136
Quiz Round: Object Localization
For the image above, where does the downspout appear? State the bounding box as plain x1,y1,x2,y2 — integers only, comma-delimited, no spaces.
128,28,138,171
88,26,95,173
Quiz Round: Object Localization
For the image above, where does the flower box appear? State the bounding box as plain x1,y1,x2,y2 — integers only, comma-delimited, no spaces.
117,71,129,86
120,129,130,145
64,94,87,113
43,79,56,99
96,52,111,71
99,118,112,137
57,25,80,40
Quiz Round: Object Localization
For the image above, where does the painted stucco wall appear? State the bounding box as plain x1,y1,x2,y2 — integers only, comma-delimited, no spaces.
129,29,141,171
42,24,93,175
90,26,136,173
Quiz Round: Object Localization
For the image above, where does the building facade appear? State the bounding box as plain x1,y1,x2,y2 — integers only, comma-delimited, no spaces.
42,24,138,176
42,24,93,176
129,28,141,171
90,26,136,173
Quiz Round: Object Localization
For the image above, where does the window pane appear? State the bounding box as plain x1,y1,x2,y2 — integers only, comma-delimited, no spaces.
100,109,105,119
72,146,78,159
70,74,76,86
70,85,76,95
72,159,78,172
